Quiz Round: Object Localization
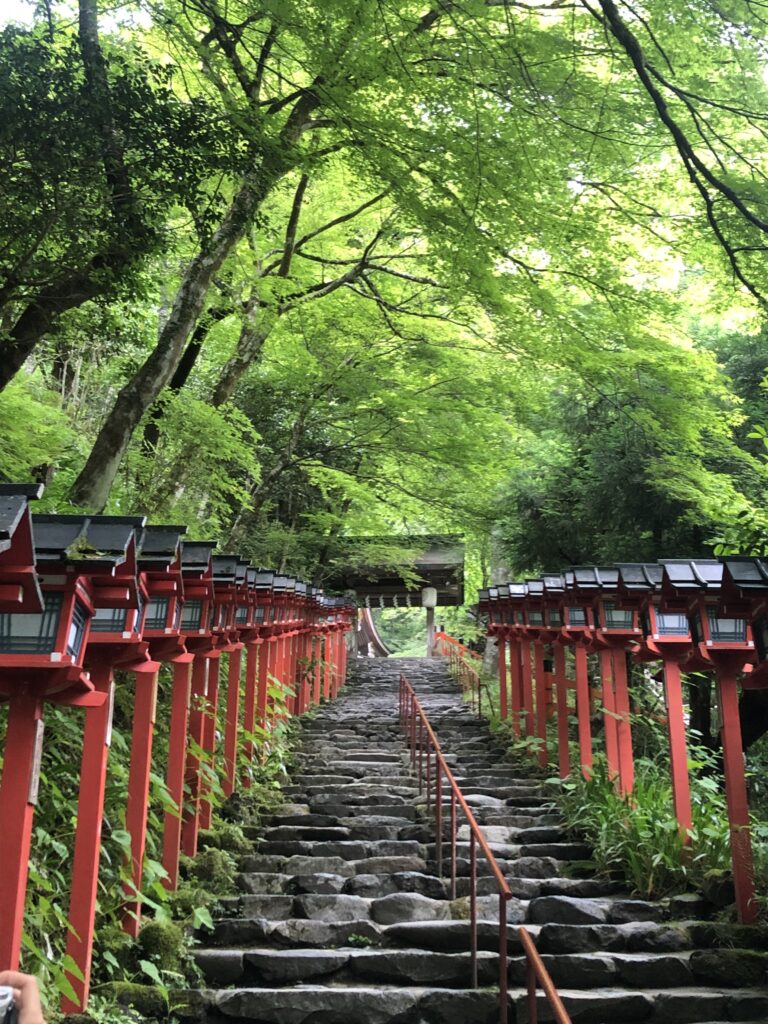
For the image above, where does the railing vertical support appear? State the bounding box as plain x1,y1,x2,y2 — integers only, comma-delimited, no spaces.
199,652,221,831
62,667,114,1012
223,644,243,797
162,654,194,887
611,648,634,796
182,654,209,857
715,665,757,923
499,895,508,1024
573,646,593,779
521,641,534,737
498,634,508,720
662,660,692,839
0,691,45,971
435,759,443,877
122,665,160,937
242,641,259,784
553,645,570,779
533,640,548,767
599,649,620,782
470,831,478,988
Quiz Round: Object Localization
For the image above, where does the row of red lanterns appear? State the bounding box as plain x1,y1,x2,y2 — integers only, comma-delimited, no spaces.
0,484,354,1011
478,559,768,926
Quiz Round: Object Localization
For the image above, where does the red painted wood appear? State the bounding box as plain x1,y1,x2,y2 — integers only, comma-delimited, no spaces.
611,650,635,796
63,667,113,1011
122,668,159,937
181,654,209,857
323,634,332,700
520,641,534,737
242,642,259,785
257,639,271,734
716,668,758,924
498,636,508,720
554,645,570,779
509,638,522,738
162,656,193,889
599,649,620,782
0,692,44,969
573,645,593,779
313,636,322,704
533,641,548,767
662,660,693,839
223,645,243,798
199,654,221,831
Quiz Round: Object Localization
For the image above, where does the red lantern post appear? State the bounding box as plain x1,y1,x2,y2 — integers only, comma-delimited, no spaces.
63,515,154,1010
178,541,217,863
0,509,111,972
560,571,595,779
664,559,759,924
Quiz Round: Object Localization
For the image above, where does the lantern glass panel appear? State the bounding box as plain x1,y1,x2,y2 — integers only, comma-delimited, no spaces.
181,599,203,630
547,608,562,627
216,605,228,627
89,606,128,633
567,606,587,626
255,607,265,623
67,599,89,659
515,611,524,624
603,602,633,629
0,591,63,653
706,608,747,643
144,597,170,630
528,610,544,625
235,605,249,625
655,611,689,637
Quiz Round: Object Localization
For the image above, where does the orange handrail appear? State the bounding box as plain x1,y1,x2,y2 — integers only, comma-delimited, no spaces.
399,672,511,1020
398,672,572,1024
434,631,485,715
518,927,572,1024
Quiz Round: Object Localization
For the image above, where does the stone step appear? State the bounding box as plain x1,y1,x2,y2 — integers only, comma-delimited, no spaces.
251,839,426,860
311,803,420,819
177,985,501,1024
195,945,500,987
514,986,768,1024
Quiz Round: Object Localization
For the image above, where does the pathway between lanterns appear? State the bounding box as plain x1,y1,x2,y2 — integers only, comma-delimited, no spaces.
181,658,768,1024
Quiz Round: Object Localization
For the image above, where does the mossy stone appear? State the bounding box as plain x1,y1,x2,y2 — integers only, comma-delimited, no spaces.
138,920,184,970
690,948,768,987
189,847,236,889
103,981,168,1019
199,822,251,854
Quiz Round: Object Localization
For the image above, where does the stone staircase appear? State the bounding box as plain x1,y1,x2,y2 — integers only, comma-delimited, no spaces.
182,657,768,1024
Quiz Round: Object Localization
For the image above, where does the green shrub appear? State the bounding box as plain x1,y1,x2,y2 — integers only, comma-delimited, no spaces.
555,752,736,899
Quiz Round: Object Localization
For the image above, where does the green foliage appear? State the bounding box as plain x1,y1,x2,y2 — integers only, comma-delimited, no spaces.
555,753,739,900
0,375,76,480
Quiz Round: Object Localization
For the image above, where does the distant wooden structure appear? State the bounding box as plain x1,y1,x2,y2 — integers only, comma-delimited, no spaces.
326,534,465,608
326,536,465,658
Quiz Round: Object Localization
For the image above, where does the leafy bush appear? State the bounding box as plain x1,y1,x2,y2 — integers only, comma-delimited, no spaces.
554,752,740,899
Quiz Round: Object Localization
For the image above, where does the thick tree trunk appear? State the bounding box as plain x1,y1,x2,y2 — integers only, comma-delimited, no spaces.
69,171,271,510
142,305,230,452
211,309,272,407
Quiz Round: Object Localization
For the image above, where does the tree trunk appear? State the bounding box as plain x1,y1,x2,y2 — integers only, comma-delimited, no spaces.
142,305,230,452
69,170,272,511
211,303,272,407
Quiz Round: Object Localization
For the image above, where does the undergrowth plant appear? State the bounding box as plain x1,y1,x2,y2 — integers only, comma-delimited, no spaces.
554,752,740,899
